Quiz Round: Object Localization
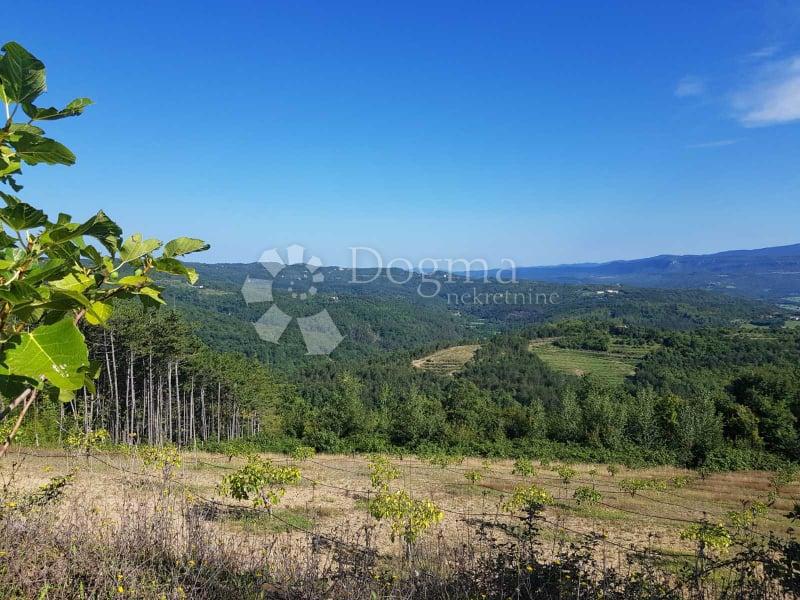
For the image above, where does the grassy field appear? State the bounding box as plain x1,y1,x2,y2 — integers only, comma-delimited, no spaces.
2,447,798,597
528,339,653,385
413,338,654,384
3,447,796,559
412,344,480,375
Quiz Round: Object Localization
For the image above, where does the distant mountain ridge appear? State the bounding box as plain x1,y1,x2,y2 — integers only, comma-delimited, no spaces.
498,243,800,305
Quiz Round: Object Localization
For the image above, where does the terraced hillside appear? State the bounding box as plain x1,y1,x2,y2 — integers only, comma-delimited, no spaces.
529,338,654,385
414,337,654,385
412,344,480,375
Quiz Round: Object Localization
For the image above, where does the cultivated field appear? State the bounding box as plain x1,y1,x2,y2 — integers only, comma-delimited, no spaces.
529,339,653,385
412,344,480,375
413,339,655,385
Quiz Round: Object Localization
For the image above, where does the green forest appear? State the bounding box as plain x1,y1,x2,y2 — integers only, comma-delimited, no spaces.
14,286,799,472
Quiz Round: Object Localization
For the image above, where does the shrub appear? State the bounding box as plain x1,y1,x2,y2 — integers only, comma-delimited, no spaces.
670,475,692,489
219,455,301,511
512,458,536,477
556,465,577,485
680,522,732,553
464,470,482,485
65,428,110,455
290,446,315,462
573,486,602,505
503,484,554,513
368,490,444,547
617,477,667,496
726,501,767,530
368,454,401,491
424,452,464,468
139,445,182,481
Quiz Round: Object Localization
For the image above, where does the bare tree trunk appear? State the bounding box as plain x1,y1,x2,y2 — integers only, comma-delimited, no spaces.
200,387,207,442
189,377,195,445
148,352,154,444
175,362,181,446
158,375,164,445
217,382,221,443
107,331,121,444
167,362,173,443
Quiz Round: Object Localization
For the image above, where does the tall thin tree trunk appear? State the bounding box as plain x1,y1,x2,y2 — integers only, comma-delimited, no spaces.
175,362,181,446
189,377,195,444
109,331,121,444
167,362,173,443
200,387,207,442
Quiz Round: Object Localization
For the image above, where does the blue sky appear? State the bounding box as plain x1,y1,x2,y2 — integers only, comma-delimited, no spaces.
9,1,800,267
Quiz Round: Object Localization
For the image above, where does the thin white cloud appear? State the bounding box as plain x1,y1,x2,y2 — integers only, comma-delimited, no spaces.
686,139,740,149
748,45,778,60
674,75,705,98
733,55,800,126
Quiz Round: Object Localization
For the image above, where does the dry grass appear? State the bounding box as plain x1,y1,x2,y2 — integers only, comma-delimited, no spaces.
412,344,480,375
1,448,798,598
2,448,796,558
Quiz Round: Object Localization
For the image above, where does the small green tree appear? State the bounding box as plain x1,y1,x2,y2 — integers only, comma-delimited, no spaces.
464,469,482,486
65,427,109,458
726,500,767,533
503,484,554,514
573,485,601,506
681,521,732,579
219,455,301,513
618,477,668,497
680,522,732,552
424,452,463,469
368,489,444,558
770,465,797,494
368,454,400,491
290,445,315,462
512,457,536,477
0,42,208,457
502,483,554,545
556,464,577,485
139,444,182,483
670,475,692,489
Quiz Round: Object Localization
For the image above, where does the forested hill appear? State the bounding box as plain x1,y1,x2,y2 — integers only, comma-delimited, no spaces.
154,262,782,369
493,243,800,306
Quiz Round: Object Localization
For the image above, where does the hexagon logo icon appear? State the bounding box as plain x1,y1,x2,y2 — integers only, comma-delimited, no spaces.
241,244,343,355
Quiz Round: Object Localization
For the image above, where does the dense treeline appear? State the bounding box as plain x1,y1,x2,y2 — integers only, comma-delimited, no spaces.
15,302,800,470
285,321,800,467
15,303,288,447
631,327,800,460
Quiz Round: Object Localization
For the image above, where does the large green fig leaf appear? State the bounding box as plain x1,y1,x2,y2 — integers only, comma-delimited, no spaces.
120,233,161,262
0,200,47,230
45,210,122,254
154,257,198,284
10,133,76,166
0,42,46,103
3,317,89,390
22,97,92,121
163,237,210,258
